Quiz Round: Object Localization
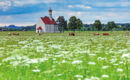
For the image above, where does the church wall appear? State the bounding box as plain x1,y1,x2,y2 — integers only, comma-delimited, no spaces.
36,19,45,33
45,24,59,33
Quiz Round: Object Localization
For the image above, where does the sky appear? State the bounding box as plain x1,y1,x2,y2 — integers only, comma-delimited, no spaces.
0,0,130,26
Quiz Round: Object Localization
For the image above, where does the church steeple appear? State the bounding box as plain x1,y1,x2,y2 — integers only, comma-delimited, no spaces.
49,8,52,18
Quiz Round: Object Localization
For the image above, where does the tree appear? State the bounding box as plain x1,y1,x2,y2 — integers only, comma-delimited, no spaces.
56,16,67,32
93,20,102,31
107,21,117,31
76,19,83,29
68,16,77,30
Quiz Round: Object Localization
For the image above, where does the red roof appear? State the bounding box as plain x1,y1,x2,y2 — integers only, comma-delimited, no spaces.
41,17,56,25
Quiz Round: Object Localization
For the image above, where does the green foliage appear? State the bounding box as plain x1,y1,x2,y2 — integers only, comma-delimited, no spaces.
93,20,102,31
68,16,83,30
56,16,67,30
107,21,117,31
76,19,83,29
68,16,77,30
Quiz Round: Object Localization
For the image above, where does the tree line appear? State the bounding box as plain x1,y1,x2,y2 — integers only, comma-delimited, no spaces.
0,16,129,31
57,16,130,31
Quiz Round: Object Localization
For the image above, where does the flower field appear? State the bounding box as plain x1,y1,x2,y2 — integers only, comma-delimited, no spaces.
0,31,129,80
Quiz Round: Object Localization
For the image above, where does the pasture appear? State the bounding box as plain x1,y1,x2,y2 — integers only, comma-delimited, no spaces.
0,31,129,80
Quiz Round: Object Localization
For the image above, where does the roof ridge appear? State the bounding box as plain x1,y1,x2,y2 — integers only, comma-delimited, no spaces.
41,17,56,25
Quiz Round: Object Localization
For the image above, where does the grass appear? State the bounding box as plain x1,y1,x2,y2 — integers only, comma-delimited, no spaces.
0,31,129,80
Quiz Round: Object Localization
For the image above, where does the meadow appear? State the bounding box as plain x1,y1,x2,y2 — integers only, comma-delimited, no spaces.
0,31,129,80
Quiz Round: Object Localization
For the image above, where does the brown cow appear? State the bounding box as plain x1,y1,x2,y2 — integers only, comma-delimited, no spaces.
94,33,100,36
13,32,19,36
126,32,130,36
103,33,109,36
69,32,75,36
8,32,12,36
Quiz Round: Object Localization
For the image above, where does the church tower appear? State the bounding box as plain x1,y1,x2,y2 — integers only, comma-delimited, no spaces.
49,8,52,19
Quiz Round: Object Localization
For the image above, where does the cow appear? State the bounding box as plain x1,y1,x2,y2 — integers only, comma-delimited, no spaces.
126,32,130,36
69,32,75,36
13,32,19,36
103,33,109,36
8,32,12,36
94,33,100,36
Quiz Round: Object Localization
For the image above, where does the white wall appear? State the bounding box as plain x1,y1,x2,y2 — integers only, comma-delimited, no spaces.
45,24,59,33
36,18,45,33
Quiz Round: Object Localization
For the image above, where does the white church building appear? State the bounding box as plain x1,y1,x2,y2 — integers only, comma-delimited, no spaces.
36,9,59,33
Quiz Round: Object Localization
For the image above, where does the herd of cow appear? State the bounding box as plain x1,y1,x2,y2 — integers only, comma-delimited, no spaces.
8,32,19,36
69,32,130,36
8,32,130,36
68,32,110,36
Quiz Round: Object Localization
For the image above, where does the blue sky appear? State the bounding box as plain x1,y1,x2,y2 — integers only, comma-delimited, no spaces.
0,0,130,26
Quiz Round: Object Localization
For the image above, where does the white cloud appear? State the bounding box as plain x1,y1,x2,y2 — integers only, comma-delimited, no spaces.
94,1,130,7
68,5,92,9
0,1,11,11
53,10,130,24
13,0,57,6
0,0,57,11
0,7,130,26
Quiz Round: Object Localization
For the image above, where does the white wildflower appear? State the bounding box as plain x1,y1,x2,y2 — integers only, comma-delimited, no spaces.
110,58,117,63
26,59,39,64
32,69,40,72
97,57,106,60
88,54,96,56
117,69,123,72
33,40,41,43
72,60,82,64
53,58,56,60
85,76,100,80
88,62,96,65
102,75,109,78
122,53,130,59
113,64,119,66
50,45,61,49
78,78,81,80
62,60,66,63
18,41,28,44
102,66,109,69
119,61,124,64
57,74,62,76
74,75,83,78
0,47,5,50
36,46,44,52
55,54,63,57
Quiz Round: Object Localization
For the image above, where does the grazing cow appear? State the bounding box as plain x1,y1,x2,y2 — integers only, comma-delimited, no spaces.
8,32,12,36
69,32,75,36
94,33,100,36
126,32,130,36
103,33,109,36
13,32,19,36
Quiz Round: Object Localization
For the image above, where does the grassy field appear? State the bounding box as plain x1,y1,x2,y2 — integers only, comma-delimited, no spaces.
0,31,129,80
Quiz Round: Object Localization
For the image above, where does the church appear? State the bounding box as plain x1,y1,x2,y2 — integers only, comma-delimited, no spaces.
36,9,59,33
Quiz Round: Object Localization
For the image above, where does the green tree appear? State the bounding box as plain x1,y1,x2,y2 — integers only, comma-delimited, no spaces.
107,21,117,31
56,16,67,31
93,20,102,31
68,16,77,30
76,19,83,29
